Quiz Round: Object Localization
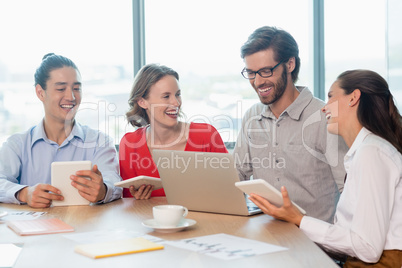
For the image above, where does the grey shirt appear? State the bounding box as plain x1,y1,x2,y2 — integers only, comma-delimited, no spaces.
234,87,347,223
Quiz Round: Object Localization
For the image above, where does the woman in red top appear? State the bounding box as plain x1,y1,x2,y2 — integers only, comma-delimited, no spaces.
119,64,228,199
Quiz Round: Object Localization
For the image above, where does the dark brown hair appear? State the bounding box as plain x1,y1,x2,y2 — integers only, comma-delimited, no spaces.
240,26,300,83
337,69,402,153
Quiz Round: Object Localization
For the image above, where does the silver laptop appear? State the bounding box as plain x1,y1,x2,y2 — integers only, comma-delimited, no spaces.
153,150,261,216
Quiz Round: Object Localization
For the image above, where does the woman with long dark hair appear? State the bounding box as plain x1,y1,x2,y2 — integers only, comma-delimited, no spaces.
249,69,402,267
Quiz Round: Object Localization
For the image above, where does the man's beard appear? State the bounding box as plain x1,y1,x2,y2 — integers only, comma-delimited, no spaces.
259,68,288,105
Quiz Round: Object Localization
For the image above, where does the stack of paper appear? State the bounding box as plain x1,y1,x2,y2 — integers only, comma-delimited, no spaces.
7,218,74,236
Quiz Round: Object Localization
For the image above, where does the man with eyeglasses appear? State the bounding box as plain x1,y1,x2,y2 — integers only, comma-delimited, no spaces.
234,26,347,223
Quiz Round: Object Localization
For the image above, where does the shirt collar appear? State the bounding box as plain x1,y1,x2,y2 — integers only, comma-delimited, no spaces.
260,86,313,120
31,119,85,148
345,127,372,160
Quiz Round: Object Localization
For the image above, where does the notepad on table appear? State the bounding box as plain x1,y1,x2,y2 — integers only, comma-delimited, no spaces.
7,218,74,236
74,237,164,259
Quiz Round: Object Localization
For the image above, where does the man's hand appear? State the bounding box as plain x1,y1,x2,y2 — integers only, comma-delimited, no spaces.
17,184,63,208
70,165,107,203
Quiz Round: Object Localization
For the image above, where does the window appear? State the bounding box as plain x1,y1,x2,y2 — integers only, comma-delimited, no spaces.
144,0,313,143
0,0,133,144
0,1,400,146
324,0,401,110
387,0,402,112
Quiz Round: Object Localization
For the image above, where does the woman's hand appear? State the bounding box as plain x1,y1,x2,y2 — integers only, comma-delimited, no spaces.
248,186,304,226
129,184,154,200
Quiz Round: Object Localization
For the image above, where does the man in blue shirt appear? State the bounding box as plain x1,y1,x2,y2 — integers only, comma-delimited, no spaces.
0,53,122,208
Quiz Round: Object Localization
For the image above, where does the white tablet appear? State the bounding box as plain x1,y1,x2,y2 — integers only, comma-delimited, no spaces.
114,176,162,190
51,161,92,206
235,179,306,214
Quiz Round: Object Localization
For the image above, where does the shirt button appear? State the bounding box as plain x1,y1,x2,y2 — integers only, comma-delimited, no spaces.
277,123,280,127
276,178,280,181
275,142,278,146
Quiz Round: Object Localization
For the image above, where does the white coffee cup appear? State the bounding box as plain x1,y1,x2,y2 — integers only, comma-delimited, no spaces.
153,205,188,227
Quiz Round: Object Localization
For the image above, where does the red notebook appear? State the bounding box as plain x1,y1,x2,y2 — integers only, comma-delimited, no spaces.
7,218,74,236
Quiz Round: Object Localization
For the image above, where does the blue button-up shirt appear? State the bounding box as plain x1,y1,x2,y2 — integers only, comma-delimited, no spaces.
0,120,122,204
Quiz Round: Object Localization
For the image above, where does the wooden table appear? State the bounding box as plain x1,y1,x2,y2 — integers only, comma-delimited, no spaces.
0,198,337,267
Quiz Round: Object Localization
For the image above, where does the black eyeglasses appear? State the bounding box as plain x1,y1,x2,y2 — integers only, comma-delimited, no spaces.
241,60,285,80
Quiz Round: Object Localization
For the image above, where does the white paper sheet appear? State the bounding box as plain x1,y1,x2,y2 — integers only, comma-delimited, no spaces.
63,229,165,245
64,230,287,260
0,211,46,221
165,233,287,260
0,244,23,267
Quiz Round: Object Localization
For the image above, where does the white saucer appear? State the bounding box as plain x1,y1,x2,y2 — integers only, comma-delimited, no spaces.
142,218,196,233
0,211,7,218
